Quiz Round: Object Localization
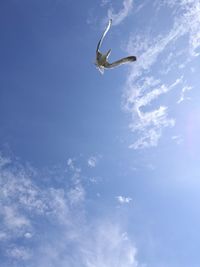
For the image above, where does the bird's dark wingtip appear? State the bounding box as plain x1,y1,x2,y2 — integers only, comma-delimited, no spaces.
131,56,137,61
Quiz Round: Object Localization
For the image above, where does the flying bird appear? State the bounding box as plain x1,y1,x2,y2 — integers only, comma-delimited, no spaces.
95,19,136,74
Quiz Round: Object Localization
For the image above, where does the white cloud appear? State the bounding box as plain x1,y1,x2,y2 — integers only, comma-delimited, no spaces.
88,156,97,168
101,0,110,7
80,223,138,267
89,176,99,184
117,195,132,204
7,246,31,260
0,156,80,264
177,85,192,104
172,135,184,145
29,222,139,267
123,0,200,149
24,232,32,239
67,184,85,205
67,158,74,169
124,77,182,149
0,231,7,240
107,0,134,25
0,153,142,267
2,206,30,229
48,188,71,224
153,0,200,56
0,154,10,169
134,2,147,14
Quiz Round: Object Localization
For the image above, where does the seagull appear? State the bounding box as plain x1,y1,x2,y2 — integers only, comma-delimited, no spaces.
95,19,136,74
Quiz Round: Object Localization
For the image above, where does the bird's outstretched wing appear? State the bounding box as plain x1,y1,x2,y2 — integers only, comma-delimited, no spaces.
105,56,137,68
96,19,112,53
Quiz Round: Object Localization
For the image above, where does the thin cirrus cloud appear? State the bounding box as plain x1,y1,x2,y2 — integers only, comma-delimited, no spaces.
106,0,134,25
101,0,110,7
172,135,184,145
0,153,140,267
81,222,138,267
2,206,30,229
87,156,98,168
122,0,200,149
117,195,132,204
124,77,182,149
6,246,31,261
177,85,192,104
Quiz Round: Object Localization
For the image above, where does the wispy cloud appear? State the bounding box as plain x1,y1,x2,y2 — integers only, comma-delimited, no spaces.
123,0,200,149
24,232,32,239
87,156,98,168
80,222,138,267
106,0,134,25
0,153,10,168
117,195,132,204
67,184,85,205
101,0,110,7
2,206,30,229
177,85,192,104
88,0,133,27
172,135,184,145
7,246,31,261
67,157,75,170
0,153,141,267
153,0,200,57
124,77,182,149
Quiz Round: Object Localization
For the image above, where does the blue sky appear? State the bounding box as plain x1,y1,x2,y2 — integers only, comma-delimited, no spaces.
0,0,200,266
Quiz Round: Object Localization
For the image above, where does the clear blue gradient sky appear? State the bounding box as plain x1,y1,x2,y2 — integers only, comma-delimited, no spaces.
0,1,200,267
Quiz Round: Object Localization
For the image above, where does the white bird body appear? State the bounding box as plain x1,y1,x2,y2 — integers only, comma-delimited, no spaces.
95,19,136,74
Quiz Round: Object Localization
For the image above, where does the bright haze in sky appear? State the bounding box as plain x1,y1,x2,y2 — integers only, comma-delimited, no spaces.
0,0,200,267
